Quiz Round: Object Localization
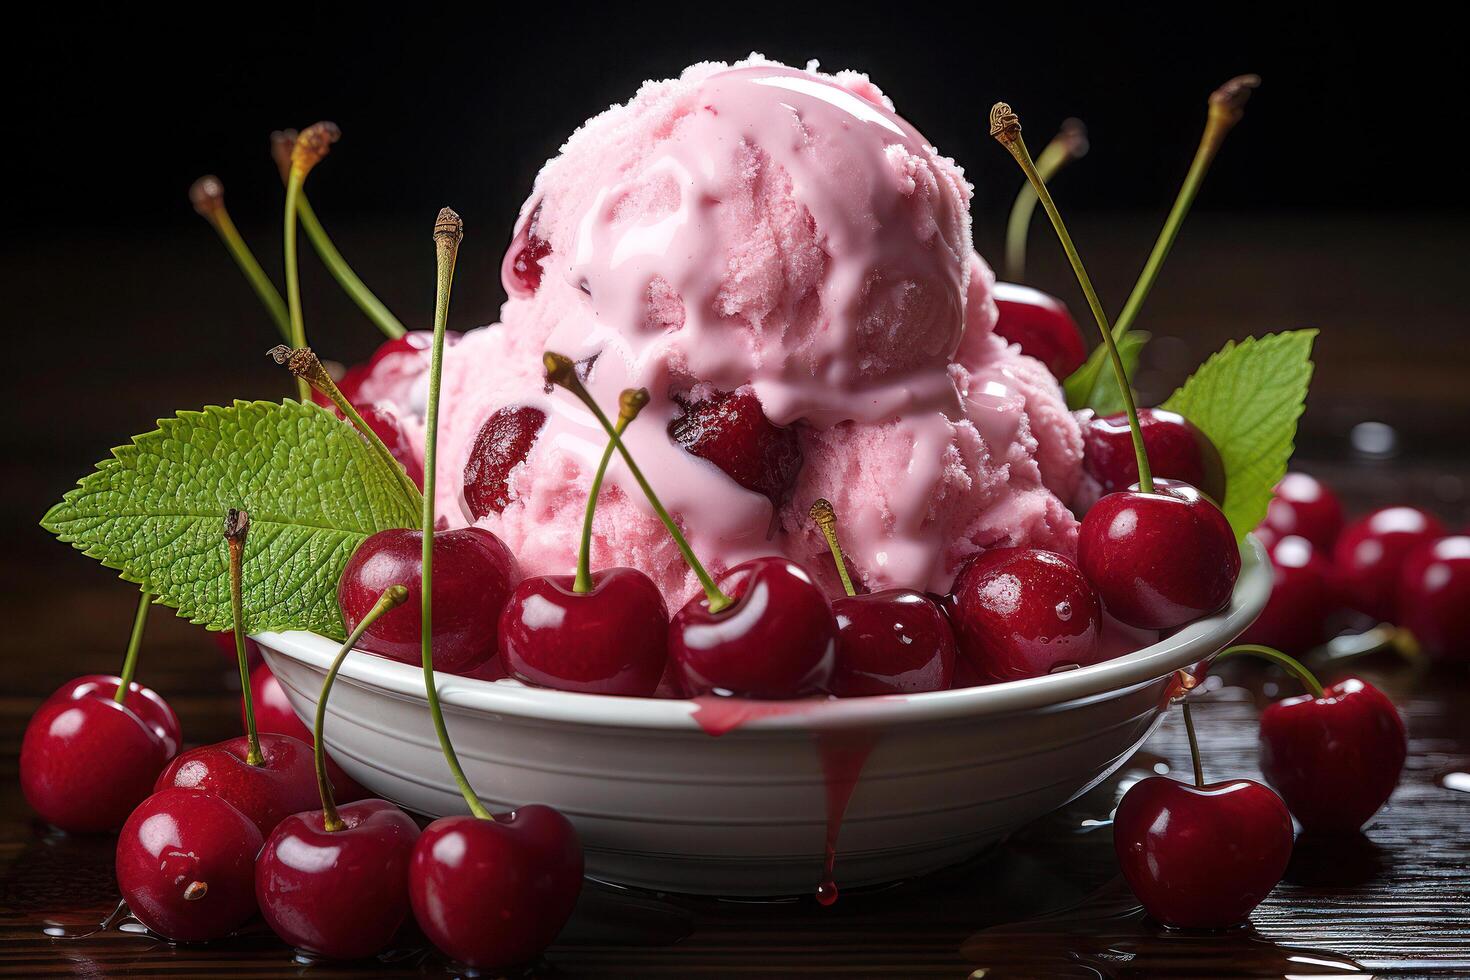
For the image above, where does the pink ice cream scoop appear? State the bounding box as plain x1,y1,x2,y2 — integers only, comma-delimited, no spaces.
416,55,1080,606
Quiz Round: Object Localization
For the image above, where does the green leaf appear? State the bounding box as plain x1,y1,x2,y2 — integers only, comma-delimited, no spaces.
1083,331,1151,417
1162,330,1318,540
41,400,420,640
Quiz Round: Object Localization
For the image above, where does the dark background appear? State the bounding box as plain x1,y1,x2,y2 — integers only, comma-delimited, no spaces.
4,7,1468,557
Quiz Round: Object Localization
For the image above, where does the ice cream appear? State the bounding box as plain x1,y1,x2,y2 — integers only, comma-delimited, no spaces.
412,56,1081,605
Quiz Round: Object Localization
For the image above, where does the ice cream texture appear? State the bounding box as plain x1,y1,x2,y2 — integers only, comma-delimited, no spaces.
403,56,1081,605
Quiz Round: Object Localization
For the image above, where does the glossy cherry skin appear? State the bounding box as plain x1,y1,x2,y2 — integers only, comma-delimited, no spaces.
116,787,263,941
1238,535,1335,655
1113,776,1293,929
1398,535,1470,661
154,733,318,837
248,664,368,803
1077,408,1226,509
409,806,583,970
358,402,424,489
991,282,1088,378
830,590,956,696
338,527,519,674
499,568,668,697
1078,480,1241,630
256,799,420,959
1258,678,1406,833
668,386,802,509
43,674,181,757
1262,472,1344,551
461,406,547,521
1333,506,1445,621
21,696,170,833
947,548,1102,683
669,556,837,699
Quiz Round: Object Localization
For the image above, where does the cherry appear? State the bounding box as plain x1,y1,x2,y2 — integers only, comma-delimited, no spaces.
211,628,262,668
1399,535,1470,662
991,281,1088,378
43,674,180,757
154,733,318,837
409,806,583,969
505,201,553,295
1077,408,1226,508
338,527,519,674
116,787,263,942
1333,506,1445,621
1114,775,1292,928
1078,479,1241,630
1259,677,1406,833
947,547,1102,683
461,405,547,520
1238,535,1335,655
357,402,424,489
671,556,838,698
1262,472,1343,551
248,663,368,803
668,385,802,509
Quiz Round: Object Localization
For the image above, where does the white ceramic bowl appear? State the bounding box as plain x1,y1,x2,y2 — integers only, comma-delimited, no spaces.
256,538,1269,897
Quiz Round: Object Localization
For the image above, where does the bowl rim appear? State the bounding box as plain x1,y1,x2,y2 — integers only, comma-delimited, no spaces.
256,536,1269,734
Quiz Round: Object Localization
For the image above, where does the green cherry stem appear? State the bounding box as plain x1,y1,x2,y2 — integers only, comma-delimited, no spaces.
271,130,407,342
809,498,857,597
575,390,648,594
1181,699,1205,788
113,591,152,704
419,208,491,821
282,122,340,403
189,177,291,341
1079,75,1260,407
268,345,424,511
1003,118,1088,282
315,584,409,831
224,508,263,767
1211,643,1326,699
544,353,734,614
990,103,1153,493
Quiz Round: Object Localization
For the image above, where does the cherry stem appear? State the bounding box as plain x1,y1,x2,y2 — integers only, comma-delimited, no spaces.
113,591,152,704
224,508,263,767
282,123,340,403
1003,119,1088,282
189,177,291,341
419,208,491,821
1181,699,1205,788
990,103,1153,494
315,584,408,832
575,390,647,594
1212,643,1326,698
809,498,856,597
544,353,733,614
267,345,423,511
1079,75,1260,407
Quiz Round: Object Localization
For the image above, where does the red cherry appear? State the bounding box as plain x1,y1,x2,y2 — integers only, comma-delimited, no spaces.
337,527,519,674
830,590,956,696
499,568,669,697
21,694,170,833
947,548,1102,683
1259,677,1406,833
506,202,553,296
248,664,369,803
1078,479,1241,630
669,556,837,699
1333,506,1445,621
991,282,1088,378
1238,536,1335,655
1077,408,1226,508
1262,472,1343,551
116,787,263,942
358,402,424,489
1399,535,1470,661
211,628,262,668
668,386,802,509
154,733,318,837
43,674,180,757
1113,776,1293,928
328,330,461,409
461,406,548,521
256,799,420,959
409,806,583,969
